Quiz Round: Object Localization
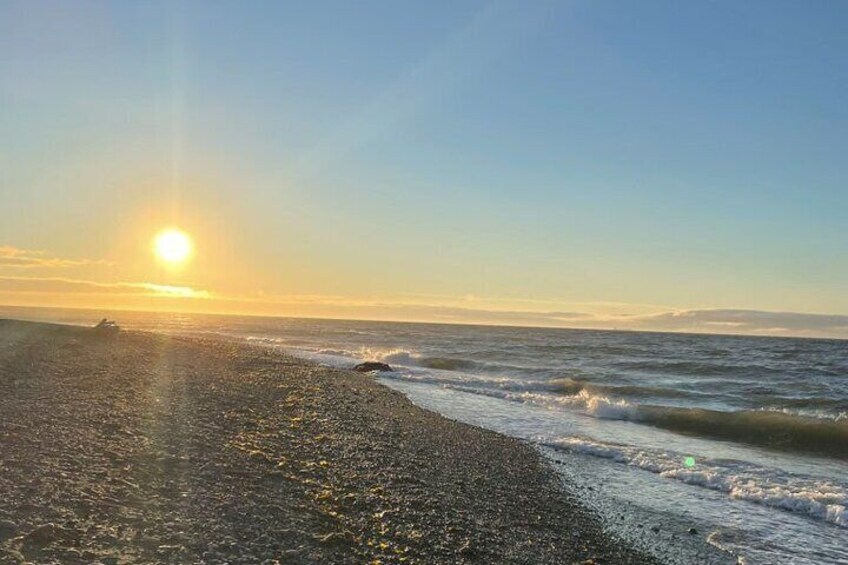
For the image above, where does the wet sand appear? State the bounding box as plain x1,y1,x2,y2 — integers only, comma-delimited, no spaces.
0,319,656,564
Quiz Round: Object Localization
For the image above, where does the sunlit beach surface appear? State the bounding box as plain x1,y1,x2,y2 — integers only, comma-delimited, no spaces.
0,318,657,565
2,307,846,564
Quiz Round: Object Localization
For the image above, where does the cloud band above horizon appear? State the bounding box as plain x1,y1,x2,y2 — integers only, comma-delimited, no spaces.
0,273,845,339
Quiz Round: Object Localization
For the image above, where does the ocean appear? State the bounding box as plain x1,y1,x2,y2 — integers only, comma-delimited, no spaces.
4,307,847,564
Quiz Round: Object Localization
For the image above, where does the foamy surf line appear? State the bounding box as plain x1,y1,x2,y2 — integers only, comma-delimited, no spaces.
243,337,848,459
217,331,848,563
387,381,848,459
544,437,848,529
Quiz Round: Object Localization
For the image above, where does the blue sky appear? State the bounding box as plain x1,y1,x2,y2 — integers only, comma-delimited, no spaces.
2,1,847,336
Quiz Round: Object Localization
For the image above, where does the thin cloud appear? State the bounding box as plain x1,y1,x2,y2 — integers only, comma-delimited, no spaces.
1,278,845,338
0,246,113,268
630,309,848,338
245,293,593,325
0,276,209,298
414,305,590,324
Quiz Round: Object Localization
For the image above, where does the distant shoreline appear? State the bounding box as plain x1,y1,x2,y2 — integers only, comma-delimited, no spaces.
1,303,846,343
0,318,655,564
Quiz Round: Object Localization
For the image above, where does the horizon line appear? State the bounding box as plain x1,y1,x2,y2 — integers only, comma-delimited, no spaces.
1,302,845,343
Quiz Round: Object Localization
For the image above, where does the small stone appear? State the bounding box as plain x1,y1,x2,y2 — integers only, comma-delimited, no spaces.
22,523,64,547
315,532,351,546
0,548,26,563
0,520,17,542
156,544,184,554
458,540,476,556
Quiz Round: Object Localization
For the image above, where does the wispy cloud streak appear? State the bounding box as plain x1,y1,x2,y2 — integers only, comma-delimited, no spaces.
631,309,848,337
0,276,209,298
1,276,845,338
0,246,113,268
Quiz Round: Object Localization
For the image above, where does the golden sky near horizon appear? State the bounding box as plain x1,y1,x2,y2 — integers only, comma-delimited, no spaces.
2,2,848,339
1,212,847,339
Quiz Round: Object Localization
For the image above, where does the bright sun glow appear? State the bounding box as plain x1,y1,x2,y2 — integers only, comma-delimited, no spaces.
154,229,193,264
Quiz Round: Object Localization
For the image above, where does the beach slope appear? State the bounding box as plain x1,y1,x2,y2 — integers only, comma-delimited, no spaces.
0,319,654,564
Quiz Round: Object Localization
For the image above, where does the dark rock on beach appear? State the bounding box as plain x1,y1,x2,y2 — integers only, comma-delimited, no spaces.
0,318,656,564
0,520,17,543
353,361,393,372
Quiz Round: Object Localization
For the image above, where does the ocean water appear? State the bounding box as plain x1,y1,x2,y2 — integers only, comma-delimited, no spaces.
4,308,847,564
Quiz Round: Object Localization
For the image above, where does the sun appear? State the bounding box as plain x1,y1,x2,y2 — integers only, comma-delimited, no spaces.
154,229,193,264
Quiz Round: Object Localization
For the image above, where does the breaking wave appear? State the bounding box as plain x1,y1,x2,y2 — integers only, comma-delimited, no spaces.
431,385,848,458
635,405,848,457
249,337,848,458
546,437,848,529
380,351,479,371
312,346,545,375
308,347,483,372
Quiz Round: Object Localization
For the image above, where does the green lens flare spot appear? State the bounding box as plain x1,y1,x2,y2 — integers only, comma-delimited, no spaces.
684,456,696,468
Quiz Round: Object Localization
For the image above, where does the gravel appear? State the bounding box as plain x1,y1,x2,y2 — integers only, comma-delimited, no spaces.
0,319,657,564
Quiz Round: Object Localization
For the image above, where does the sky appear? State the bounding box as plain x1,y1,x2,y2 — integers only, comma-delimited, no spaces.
2,0,848,338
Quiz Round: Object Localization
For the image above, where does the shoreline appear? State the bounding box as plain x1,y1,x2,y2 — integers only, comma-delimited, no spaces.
0,319,656,564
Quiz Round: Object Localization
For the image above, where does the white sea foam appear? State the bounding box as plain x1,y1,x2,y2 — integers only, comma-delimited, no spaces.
248,332,848,522
404,380,848,457
246,336,285,344
759,405,848,423
307,346,429,367
548,437,848,528
436,386,642,420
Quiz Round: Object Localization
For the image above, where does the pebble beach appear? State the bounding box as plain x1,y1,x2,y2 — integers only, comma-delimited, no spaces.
0,319,654,564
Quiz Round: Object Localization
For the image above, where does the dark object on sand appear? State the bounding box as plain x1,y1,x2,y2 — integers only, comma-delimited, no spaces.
94,318,120,335
353,361,392,373
0,519,17,542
